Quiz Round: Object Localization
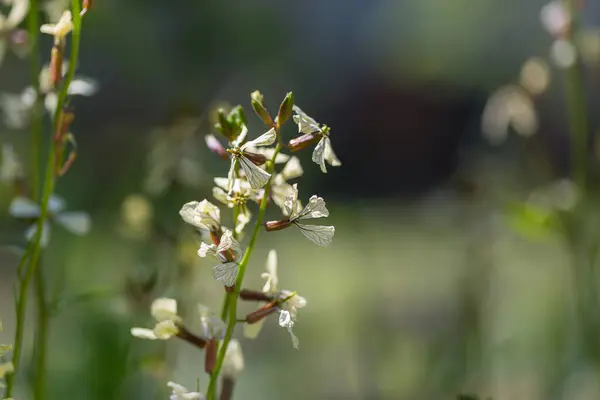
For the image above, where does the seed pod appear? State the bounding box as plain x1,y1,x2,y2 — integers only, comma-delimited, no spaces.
264,219,292,232
288,132,320,152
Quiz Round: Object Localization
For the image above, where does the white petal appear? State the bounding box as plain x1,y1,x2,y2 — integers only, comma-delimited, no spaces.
262,249,278,293
25,221,51,248
243,319,265,339
153,320,179,339
68,77,98,96
212,186,231,207
55,212,91,235
312,137,327,173
292,105,321,134
324,137,341,167
287,326,300,349
227,159,237,193
232,125,248,147
198,242,217,258
1,143,24,184
239,156,271,189
6,0,29,29
44,93,58,115
284,183,300,219
222,339,245,377
217,230,242,259
241,128,276,150
281,156,303,180
235,208,251,234
151,298,178,322
1,91,31,129
48,195,66,214
213,177,229,191
9,197,41,218
179,200,220,230
278,310,294,328
130,327,158,340
296,195,329,220
294,223,335,247
212,262,239,287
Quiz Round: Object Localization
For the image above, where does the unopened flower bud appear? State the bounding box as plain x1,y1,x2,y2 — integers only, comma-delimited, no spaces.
242,151,268,166
216,108,234,140
50,46,63,89
245,302,277,324
239,289,273,302
251,90,273,126
288,132,321,152
220,376,235,400
205,338,217,373
264,219,292,232
277,92,294,126
206,134,229,160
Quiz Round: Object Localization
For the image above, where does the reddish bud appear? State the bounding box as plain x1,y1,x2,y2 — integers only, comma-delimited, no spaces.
205,338,217,373
243,151,267,166
49,46,63,89
220,376,236,400
205,135,229,160
239,289,273,302
288,132,320,152
245,302,277,324
264,219,292,232
177,326,207,349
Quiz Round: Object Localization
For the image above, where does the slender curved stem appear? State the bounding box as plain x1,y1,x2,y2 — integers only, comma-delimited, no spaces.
207,140,282,400
5,2,83,396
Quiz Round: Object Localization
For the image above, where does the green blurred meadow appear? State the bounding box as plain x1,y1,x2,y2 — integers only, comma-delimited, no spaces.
2,0,600,399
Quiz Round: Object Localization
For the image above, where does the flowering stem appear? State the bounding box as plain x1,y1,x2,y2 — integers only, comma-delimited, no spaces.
220,205,241,321
206,140,282,400
5,1,83,396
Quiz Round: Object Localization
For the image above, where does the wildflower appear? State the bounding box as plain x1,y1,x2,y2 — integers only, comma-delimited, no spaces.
9,195,92,247
130,298,181,340
167,381,205,400
40,10,73,43
271,156,303,215
179,199,221,232
243,250,306,348
264,184,335,247
1,143,24,185
212,178,260,234
198,230,242,287
222,339,244,378
0,0,29,65
226,127,276,189
290,105,341,173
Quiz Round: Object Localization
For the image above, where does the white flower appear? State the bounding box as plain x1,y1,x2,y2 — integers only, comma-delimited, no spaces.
179,200,221,231
222,339,245,378
212,178,260,234
198,305,226,340
131,298,181,340
227,127,276,189
540,1,570,38
9,195,92,247
551,39,577,69
243,249,307,349
284,184,335,247
198,230,242,287
271,156,303,215
1,143,24,184
40,10,73,43
0,0,29,65
292,105,341,173
167,381,205,400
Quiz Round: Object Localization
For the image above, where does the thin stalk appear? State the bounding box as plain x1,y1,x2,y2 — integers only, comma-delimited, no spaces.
5,1,83,396
33,265,48,400
220,205,241,321
207,140,282,400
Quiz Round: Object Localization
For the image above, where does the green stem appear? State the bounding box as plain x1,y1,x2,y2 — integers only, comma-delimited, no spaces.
28,0,41,200
207,141,282,400
5,2,83,396
220,206,241,321
33,264,48,400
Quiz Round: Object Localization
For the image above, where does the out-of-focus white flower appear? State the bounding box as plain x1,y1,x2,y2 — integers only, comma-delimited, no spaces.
222,339,244,378
0,63,97,128
198,305,226,340
119,194,153,238
42,0,69,23
179,199,221,232
131,297,181,340
40,10,73,43
271,156,303,215
198,230,242,287
212,178,260,234
540,1,570,38
1,143,24,184
0,0,29,65
291,105,341,173
9,195,92,247
519,57,551,95
551,39,577,69
278,184,335,247
481,85,538,145
167,381,205,400
227,127,276,190
243,249,307,349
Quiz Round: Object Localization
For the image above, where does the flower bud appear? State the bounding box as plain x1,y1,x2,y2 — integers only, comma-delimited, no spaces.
277,92,294,126
49,46,63,89
264,219,292,232
177,325,207,349
205,338,217,373
239,289,273,302
242,151,268,166
251,90,273,126
220,377,235,400
205,134,229,160
288,132,321,152
216,108,234,141
245,302,277,324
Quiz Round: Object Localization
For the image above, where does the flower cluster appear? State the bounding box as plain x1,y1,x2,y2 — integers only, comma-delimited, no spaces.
131,91,341,399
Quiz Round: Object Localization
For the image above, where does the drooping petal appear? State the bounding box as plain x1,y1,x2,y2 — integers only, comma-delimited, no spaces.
239,155,271,189
25,221,51,248
296,195,329,220
179,200,221,230
212,186,231,207
55,211,92,235
231,125,248,148
9,196,41,218
198,242,217,258
323,136,341,167
240,128,276,151
278,309,294,328
217,230,242,259
312,136,327,173
68,77,98,96
284,183,300,219
222,339,245,378
261,249,278,293
130,327,158,340
294,223,335,247
287,326,300,349
243,319,265,339
292,105,321,134
5,0,30,29
227,158,237,193
212,262,239,287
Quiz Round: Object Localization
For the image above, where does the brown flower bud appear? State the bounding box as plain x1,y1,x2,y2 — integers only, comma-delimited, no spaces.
242,151,267,166
245,302,278,324
177,326,207,349
205,338,217,373
205,134,229,160
220,376,236,400
239,289,272,302
49,46,63,89
264,219,292,232
288,132,320,152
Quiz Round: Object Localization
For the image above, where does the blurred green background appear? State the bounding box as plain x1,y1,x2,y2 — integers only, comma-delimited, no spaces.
2,0,600,399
